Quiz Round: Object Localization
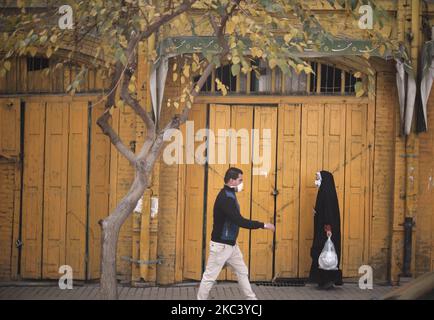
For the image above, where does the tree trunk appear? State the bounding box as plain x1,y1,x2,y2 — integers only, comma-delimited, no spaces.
100,221,119,300
99,177,147,299
99,136,165,299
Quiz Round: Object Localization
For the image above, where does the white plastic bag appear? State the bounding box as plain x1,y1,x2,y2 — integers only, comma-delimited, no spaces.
318,236,338,270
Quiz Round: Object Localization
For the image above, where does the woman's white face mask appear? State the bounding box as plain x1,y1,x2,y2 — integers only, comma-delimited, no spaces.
315,172,322,188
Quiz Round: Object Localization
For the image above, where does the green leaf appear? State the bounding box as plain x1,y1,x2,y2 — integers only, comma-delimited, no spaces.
231,63,240,76
354,81,365,97
120,53,127,66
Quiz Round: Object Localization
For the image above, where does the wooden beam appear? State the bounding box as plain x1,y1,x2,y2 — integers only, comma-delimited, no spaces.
341,69,345,95
195,95,369,105
306,62,311,93
236,73,241,93
211,69,215,93
271,68,276,93
246,70,251,94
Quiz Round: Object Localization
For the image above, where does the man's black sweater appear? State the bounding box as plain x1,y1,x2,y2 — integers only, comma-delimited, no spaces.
211,185,264,246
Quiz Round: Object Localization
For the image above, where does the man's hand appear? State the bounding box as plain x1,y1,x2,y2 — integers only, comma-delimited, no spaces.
326,231,332,238
264,223,275,232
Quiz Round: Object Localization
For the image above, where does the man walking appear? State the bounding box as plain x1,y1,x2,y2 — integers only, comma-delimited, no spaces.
197,167,275,300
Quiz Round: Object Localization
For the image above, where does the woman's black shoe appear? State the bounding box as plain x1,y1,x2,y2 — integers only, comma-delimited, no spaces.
319,281,334,290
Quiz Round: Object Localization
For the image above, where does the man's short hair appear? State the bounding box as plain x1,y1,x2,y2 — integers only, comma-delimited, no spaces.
224,167,243,183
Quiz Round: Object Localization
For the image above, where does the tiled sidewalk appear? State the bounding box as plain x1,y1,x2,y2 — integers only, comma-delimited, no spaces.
0,281,395,300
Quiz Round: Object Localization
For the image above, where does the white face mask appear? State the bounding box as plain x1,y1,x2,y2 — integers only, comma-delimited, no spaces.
315,172,322,188
236,182,244,192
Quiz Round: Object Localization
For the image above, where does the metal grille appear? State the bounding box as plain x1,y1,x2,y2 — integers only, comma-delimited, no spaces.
255,279,307,287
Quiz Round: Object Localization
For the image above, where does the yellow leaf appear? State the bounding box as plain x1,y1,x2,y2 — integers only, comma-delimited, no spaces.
128,83,136,92
149,50,157,61
215,78,228,96
284,34,293,43
193,53,200,64
354,71,362,78
226,21,236,34
116,100,124,108
4,61,11,71
46,47,53,58
251,47,263,58
221,86,227,96
183,64,190,78
304,65,313,74
173,72,178,82
174,101,179,109
232,56,240,64
109,106,115,115
379,45,386,57
50,34,57,43
192,61,199,73
296,64,304,74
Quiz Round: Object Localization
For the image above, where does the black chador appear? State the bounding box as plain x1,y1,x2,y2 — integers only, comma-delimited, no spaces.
308,170,343,289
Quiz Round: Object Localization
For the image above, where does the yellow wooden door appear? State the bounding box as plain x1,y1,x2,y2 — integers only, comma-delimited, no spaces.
42,99,69,279
323,104,346,211
275,103,301,278
343,103,368,276
182,101,371,282
0,98,20,158
323,103,346,270
21,96,108,280
21,99,46,279
299,103,367,278
88,99,111,279
205,104,231,280
227,106,254,281
65,99,89,280
250,106,277,281
299,104,324,277
0,98,21,280
183,103,207,280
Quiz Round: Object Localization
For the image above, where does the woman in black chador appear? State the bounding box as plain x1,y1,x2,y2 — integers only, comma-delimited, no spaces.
308,170,343,289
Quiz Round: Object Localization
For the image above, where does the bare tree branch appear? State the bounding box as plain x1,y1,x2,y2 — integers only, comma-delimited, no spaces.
95,1,198,171
120,53,156,139
96,111,136,164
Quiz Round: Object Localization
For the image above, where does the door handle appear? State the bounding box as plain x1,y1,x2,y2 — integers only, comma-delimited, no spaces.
271,188,279,196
